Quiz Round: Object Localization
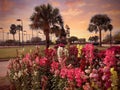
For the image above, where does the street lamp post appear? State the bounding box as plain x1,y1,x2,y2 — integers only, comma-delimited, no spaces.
7,32,9,40
0,27,4,42
16,19,23,45
24,30,27,42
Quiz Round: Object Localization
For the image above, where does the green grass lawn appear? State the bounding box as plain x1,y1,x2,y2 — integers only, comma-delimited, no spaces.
0,45,46,60
0,45,109,60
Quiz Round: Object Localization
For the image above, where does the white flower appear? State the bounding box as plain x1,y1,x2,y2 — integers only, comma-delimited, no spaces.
57,46,64,59
63,48,69,57
33,71,37,76
18,71,22,78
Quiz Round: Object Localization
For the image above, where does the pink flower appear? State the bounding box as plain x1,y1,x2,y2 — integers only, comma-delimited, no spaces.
103,50,117,67
83,82,92,90
35,56,40,65
74,68,86,87
39,57,48,66
25,53,31,60
54,70,60,76
67,68,74,81
60,67,67,78
76,79,82,87
51,61,59,70
50,61,59,73
84,44,94,63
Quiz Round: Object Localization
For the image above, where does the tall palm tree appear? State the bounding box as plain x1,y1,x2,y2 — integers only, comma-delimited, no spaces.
108,24,113,46
10,24,17,41
88,14,112,46
16,25,22,45
30,4,63,48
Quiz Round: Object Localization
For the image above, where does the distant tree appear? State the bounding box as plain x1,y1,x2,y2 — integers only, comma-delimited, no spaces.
30,4,63,48
114,32,120,40
31,37,42,43
89,36,99,43
88,14,112,46
103,34,110,43
68,36,78,43
10,24,17,41
88,36,93,42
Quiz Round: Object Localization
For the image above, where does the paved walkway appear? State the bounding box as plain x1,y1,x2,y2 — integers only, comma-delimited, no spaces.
0,61,9,77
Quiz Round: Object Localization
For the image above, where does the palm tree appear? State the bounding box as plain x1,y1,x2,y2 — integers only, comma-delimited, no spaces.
10,24,17,41
30,4,63,48
50,25,61,37
16,25,22,45
108,24,113,46
88,14,112,46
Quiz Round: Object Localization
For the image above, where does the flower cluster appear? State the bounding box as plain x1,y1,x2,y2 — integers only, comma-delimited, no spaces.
7,45,120,90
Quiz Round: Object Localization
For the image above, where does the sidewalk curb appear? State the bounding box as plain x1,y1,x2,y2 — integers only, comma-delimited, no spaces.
0,59,9,62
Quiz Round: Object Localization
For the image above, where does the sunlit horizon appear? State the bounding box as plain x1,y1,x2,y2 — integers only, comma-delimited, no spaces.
0,0,120,41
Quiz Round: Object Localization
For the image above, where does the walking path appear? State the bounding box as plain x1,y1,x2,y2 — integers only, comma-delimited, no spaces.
0,60,10,89
0,61,9,77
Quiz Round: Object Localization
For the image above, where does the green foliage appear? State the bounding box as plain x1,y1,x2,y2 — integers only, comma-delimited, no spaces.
51,76,67,90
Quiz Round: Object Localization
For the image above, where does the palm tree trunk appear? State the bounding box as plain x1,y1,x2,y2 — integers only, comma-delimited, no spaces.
45,29,50,49
19,30,20,46
98,27,102,46
110,30,112,46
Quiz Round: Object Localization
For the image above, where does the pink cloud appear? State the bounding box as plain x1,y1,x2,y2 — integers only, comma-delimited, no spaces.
102,4,111,9
65,0,86,8
0,0,15,12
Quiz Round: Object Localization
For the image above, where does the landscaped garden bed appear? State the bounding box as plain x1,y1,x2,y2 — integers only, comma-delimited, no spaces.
7,44,120,90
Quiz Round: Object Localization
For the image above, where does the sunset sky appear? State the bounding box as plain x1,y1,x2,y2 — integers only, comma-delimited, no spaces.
0,0,120,41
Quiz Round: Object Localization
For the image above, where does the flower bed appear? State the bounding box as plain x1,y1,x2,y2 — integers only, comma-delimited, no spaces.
7,44,120,90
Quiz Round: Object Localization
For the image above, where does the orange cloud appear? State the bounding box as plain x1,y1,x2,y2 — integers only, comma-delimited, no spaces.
105,10,120,16
62,8,83,17
50,0,60,7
